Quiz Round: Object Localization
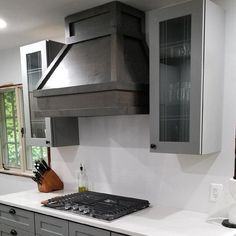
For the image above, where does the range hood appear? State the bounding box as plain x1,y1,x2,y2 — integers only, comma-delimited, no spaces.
34,1,149,117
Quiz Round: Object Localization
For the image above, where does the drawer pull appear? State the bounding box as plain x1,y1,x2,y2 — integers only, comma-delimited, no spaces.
9,208,16,215
10,229,17,235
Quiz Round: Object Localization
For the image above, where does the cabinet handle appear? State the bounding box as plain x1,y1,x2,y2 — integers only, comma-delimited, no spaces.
150,144,157,149
46,140,50,145
10,229,17,235
9,208,16,215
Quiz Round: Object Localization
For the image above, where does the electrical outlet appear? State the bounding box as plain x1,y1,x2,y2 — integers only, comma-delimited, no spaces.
209,183,223,202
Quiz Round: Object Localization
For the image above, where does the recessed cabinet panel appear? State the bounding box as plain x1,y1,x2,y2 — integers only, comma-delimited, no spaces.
35,213,69,236
149,0,224,154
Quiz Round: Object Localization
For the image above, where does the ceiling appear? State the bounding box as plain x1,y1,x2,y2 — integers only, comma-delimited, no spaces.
0,0,186,50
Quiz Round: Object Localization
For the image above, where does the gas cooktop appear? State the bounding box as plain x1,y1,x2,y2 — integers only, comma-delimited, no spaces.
42,191,150,221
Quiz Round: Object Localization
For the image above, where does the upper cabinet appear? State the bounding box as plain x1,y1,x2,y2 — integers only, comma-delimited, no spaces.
20,40,80,147
149,0,224,154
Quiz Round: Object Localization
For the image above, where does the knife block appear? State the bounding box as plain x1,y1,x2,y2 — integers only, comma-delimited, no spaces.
38,169,63,193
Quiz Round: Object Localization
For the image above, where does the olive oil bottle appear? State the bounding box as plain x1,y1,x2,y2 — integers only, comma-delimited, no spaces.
78,164,88,192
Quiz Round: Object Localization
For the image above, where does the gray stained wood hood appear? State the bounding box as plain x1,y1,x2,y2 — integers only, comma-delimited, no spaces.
34,1,149,117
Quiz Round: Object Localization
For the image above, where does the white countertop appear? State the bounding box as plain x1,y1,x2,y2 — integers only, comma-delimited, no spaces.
0,189,235,236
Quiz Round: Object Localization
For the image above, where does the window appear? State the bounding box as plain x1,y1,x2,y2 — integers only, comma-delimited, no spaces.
0,85,48,174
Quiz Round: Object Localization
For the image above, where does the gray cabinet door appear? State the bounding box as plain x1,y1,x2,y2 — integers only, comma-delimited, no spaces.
35,213,69,236
149,0,224,154
0,204,35,233
0,224,34,236
21,40,52,146
149,0,204,154
69,222,110,236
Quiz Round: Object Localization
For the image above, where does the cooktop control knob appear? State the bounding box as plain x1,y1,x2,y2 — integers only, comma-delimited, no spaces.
72,204,79,211
78,205,85,212
64,203,72,210
83,207,90,214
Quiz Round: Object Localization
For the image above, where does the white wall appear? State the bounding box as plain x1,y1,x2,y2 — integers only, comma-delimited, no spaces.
0,47,22,85
0,0,235,214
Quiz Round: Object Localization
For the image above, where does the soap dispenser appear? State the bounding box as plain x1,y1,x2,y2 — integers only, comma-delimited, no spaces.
78,163,89,192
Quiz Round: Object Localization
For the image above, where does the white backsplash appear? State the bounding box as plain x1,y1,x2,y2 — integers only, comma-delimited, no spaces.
51,109,234,213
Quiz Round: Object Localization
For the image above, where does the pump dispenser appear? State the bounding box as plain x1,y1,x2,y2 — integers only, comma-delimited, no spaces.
78,163,88,192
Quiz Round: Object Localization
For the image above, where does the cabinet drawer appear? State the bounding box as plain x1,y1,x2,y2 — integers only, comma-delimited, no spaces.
0,223,34,236
0,204,34,233
35,213,69,236
69,222,110,236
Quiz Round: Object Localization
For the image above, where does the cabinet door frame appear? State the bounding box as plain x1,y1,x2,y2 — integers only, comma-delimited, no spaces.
69,222,110,236
35,213,69,236
149,0,205,154
20,41,48,146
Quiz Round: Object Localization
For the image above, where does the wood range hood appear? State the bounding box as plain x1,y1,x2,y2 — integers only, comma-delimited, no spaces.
34,1,149,117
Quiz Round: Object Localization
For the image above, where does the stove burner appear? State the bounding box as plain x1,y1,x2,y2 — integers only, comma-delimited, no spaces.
43,191,150,221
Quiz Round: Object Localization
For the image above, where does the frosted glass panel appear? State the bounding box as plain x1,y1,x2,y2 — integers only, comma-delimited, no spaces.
159,15,191,142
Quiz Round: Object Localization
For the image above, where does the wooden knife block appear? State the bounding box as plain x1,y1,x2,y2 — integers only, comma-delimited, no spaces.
38,169,64,193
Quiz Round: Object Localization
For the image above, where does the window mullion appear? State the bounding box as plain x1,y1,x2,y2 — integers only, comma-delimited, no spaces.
11,91,19,168
15,87,26,172
0,93,4,168
2,93,8,166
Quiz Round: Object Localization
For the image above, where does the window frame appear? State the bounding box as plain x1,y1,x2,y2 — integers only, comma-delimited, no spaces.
0,84,49,177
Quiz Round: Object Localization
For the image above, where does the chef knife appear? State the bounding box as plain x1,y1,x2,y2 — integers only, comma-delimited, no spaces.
41,159,50,170
37,162,47,174
33,171,43,181
35,166,45,176
31,176,42,185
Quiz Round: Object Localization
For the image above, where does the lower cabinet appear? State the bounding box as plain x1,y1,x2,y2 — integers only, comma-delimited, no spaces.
0,204,130,236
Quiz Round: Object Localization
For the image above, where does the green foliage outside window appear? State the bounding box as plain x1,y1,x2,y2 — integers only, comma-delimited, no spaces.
27,146,47,170
3,91,21,168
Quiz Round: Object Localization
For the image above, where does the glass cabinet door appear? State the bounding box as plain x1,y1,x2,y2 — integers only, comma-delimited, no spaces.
150,0,204,154
26,51,46,139
159,15,191,142
21,41,48,146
